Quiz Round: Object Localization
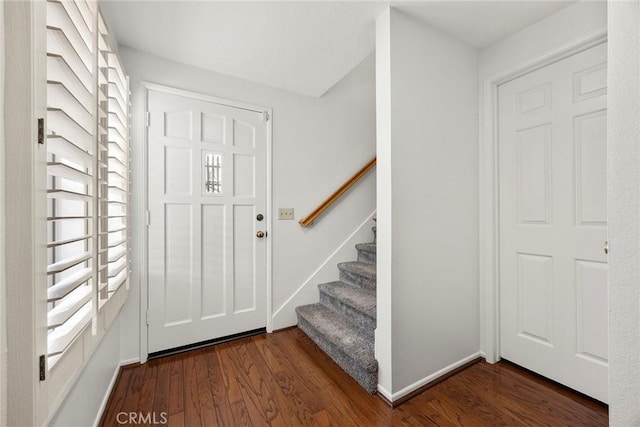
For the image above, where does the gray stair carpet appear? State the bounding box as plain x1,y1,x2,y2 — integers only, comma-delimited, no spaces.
356,242,376,264
319,281,376,332
338,261,376,292
295,225,378,394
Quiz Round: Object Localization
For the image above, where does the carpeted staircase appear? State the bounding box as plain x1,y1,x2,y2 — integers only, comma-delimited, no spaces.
295,222,378,393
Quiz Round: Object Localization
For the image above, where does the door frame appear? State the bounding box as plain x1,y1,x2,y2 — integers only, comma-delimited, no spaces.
479,30,607,364
139,82,273,362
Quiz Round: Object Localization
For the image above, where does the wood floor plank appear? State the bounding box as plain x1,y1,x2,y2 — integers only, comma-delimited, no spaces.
217,340,270,426
204,348,236,426
137,362,158,427
167,411,185,427
168,357,184,417
230,401,253,427
182,353,202,426
99,328,608,426
282,329,387,426
228,338,289,426
116,363,146,419
244,335,323,426
253,334,326,425
151,359,171,426
194,350,217,427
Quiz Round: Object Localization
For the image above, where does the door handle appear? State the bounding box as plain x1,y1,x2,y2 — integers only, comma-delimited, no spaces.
604,241,608,255
256,231,266,238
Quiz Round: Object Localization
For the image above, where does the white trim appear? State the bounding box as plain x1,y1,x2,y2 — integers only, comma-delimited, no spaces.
376,384,393,402
4,2,48,425
479,29,607,363
139,82,273,360
271,210,376,330
91,364,121,427
265,109,273,333
139,83,150,364
119,357,141,366
141,82,267,115
91,357,141,427
382,352,482,403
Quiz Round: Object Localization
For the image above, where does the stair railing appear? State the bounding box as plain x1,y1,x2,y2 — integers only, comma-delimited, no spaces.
299,157,376,227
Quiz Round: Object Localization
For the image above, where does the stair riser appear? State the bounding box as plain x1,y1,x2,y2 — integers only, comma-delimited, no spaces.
296,314,377,393
357,248,376,265
319,292,376,333
339,269,376,292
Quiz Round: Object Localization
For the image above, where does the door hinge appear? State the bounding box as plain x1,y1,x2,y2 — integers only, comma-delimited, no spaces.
261,111,270,122
145,211,151,226
37,118,44,145
146,310,150,325
39,355,46,381
146,111,151,127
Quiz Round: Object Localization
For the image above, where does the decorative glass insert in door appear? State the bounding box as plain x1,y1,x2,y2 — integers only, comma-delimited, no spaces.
203,152,223,194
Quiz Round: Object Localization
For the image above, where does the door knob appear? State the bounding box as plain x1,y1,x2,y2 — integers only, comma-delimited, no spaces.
256,231,265,238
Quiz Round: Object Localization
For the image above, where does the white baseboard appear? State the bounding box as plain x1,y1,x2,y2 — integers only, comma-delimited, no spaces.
119,357,141,367
92,357,142,427
377,384,393,402
92,365,121,427
271,211,376,330
387,352,482,402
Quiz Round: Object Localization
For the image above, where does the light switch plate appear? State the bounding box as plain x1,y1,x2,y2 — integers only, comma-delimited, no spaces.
279,208,294,220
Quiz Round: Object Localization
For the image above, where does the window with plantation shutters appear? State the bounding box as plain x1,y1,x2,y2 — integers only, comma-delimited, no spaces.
45,0,129,367
102,13,130,304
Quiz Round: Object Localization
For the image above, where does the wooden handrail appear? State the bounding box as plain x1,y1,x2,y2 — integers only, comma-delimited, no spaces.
299,157,376,227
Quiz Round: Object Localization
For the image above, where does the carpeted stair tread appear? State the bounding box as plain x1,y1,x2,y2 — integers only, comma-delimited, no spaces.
319,281,376,328
356,242,376,253
296,303,378,392
356,242,376,264
338,261,376,291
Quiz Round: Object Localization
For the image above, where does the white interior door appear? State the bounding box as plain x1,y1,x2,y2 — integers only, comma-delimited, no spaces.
499,43,608,402
147,89,267,353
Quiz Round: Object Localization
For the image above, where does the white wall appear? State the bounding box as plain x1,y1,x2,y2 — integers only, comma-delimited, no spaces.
272,213,377,328
479,1,607,79
478,0,607,360
608,1,640,424
49,317,122,427
119,47,377,361
376,8,479,399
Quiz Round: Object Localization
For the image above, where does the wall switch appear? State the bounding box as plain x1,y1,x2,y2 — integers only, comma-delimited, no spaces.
279,208,294,220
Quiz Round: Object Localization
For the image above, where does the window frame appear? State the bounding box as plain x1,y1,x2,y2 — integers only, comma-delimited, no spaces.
4,1,130,424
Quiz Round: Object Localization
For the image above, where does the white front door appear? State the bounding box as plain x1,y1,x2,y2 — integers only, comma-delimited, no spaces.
147,89,268,353
499,43,608,402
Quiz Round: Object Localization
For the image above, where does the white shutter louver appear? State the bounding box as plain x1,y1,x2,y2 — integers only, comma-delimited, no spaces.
101,11,130,303
46,0,95,364
96,12,110,306
46,0,129,366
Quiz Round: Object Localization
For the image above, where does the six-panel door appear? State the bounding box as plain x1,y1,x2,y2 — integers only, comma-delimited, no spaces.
499,43,608,402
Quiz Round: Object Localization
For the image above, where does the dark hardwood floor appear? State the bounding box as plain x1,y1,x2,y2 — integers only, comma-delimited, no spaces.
100,328,607,426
